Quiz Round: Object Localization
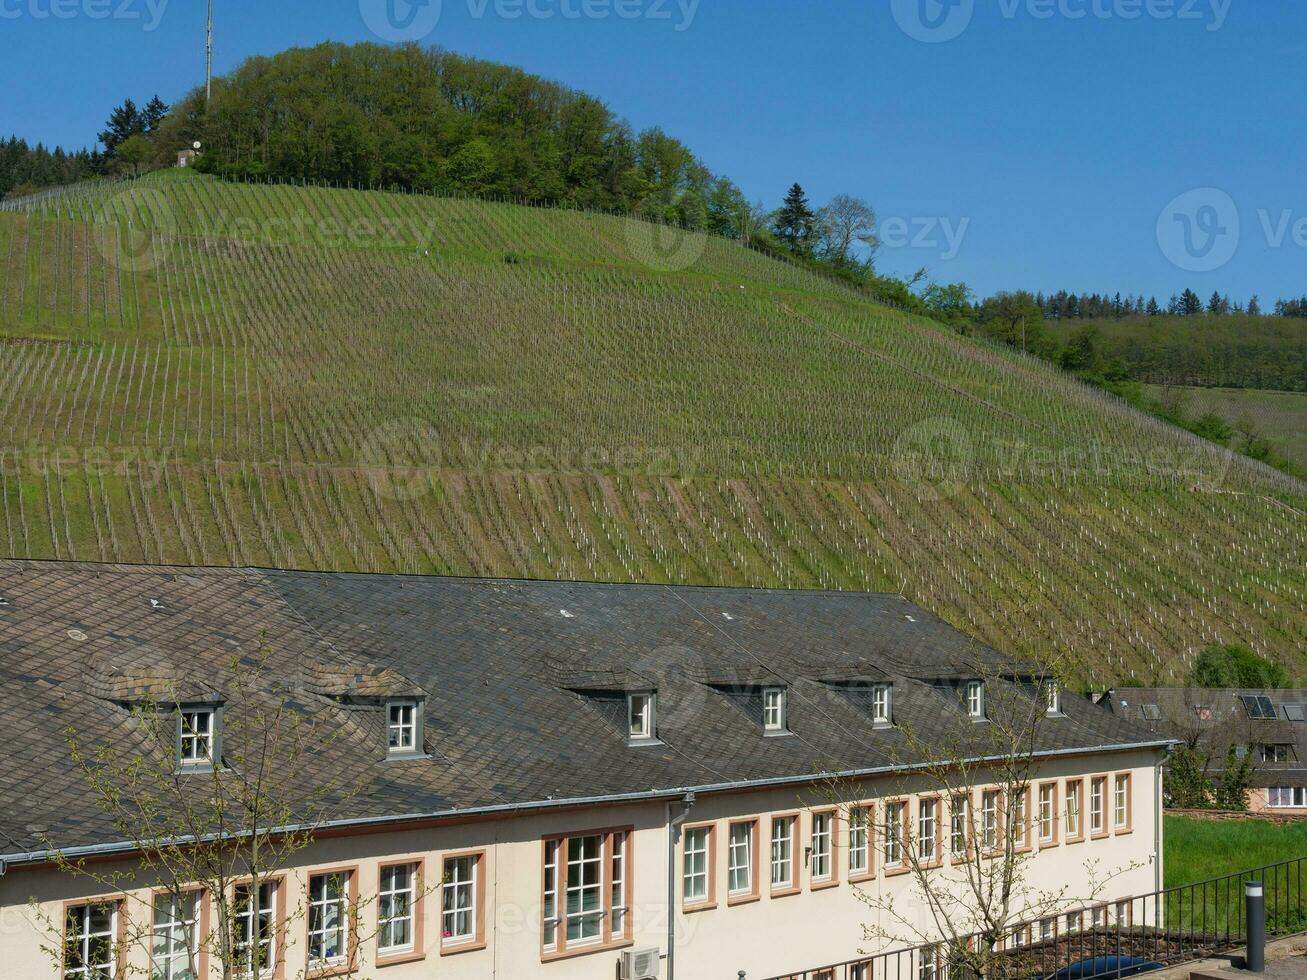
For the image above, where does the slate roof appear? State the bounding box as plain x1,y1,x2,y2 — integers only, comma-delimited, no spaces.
0,561,1166,862
1105,688,1307,788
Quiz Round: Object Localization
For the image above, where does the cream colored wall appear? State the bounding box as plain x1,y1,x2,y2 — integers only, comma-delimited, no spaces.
1248,787,1307,816
0,749,1162,980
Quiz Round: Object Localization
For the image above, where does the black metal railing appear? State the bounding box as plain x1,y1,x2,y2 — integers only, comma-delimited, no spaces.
757,855,1307,980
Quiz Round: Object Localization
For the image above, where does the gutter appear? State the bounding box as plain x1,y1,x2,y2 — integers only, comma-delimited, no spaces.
0,737,1176,869
666,793,696,980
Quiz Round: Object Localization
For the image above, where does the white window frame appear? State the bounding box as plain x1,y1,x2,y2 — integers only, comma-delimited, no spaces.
378,863,418,955
728,821,755,895
966,681,985,719
307,871,351,968
763,687,788,733
1045,680,1061,715
872,684,893,725
152,891,200,980
628,691,656,741
1268,787,1307,809
177,706,218,769
232,880,277,976
682,826,711,903
950,794,970,856
1114,775,1130,828
981,791,1000,851
884,801,905,866
770,816,795,889
386,699,423,757
1090,778,1106,834
543,832,627,953
1039,783,1056,842
918,798,938,862
848,806,870,875
442,855,479,947
1066,781,1082,838
64,902,119,980
811,811,834,881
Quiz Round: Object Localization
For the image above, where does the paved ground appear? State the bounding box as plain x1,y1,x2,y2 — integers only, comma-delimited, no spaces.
1185,935,1307,980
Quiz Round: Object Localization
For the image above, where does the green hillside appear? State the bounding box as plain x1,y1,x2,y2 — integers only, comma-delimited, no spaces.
1,170,1305,685
1144,385,1307,471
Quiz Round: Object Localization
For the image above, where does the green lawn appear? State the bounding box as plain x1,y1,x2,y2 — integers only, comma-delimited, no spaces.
1143,385,1307,470
1166,814,1307,886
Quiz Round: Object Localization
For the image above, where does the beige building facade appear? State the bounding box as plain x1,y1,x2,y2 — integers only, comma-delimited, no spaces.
0,749,1163,980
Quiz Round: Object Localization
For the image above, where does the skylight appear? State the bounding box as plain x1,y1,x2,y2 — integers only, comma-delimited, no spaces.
1284,704,1305,722
1141,704,1162,720
1241,695,1276,720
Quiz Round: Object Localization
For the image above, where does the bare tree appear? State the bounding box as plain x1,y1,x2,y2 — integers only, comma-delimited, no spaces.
32,647,423,979
822,658,1145,979
816,193,881,267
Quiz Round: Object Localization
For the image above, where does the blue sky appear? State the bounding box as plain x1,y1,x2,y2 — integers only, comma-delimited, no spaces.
3,0,1305,302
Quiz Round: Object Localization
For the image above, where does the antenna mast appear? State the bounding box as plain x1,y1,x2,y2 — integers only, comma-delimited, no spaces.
206,0,213,104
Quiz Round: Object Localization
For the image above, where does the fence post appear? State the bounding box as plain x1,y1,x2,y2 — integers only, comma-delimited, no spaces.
1246,880,1265,973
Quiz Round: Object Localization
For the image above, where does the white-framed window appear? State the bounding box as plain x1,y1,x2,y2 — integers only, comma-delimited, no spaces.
763,687,788,732
770,816,795,889
1262,744,1294,764
1066,781,1082,838
966,681,985,719
152,891,200,980
387,700,420,756
611,830,628,937
378,863,417,955
1045,680,1061,714
884,801,905,866
950,794,969,855
1269,787,1307,808
1013,788,1029,848
628,692,655,741
981,791,999,851
918,798,938,861
811,811,834,880
442,855,479,946
728,821,755,895
683,826,711,904
64,902,118,980
232,881,277,976
308,872,351,967
542,831,628,952
848,807,870,875
1091,778,1106,834
1114,774,1130,828
178,707,215,767
872,684,893,725
1039,783,1056,842
1040,917,1056,941
919,944,940,980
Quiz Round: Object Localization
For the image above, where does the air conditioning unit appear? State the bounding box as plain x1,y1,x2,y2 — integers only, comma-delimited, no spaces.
620,947,662,980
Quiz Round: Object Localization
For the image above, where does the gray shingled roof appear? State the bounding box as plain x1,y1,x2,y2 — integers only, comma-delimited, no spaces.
1105,687,1307,788
0,561,1165,861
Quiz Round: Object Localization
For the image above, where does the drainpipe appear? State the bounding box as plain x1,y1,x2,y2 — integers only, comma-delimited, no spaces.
666,792,697,980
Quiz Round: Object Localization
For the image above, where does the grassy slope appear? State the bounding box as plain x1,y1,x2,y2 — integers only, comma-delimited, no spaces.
1,171,1305,685
1144,385,1307,470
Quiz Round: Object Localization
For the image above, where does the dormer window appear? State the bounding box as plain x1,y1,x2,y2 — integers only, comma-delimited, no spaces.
1045,680,1062,715
387,699,425,758
628,692,656,742
177,705,219,769
762,687,788,734
872,683,893,725
966,681,986,720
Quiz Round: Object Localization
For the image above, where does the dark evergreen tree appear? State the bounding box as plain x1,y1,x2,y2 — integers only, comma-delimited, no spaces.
773,182,817,255
1248,295,1262,317
1180,289,1204,316
1146,297,1162,317
98,98,146,156
143,95,170,134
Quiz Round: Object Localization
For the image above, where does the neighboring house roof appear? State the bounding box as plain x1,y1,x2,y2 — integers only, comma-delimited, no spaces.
1105,687,1307,787
0,561,1166,861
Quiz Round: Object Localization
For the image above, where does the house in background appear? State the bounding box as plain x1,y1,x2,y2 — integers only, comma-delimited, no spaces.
0,561,1169,980
1104,688,1307,814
